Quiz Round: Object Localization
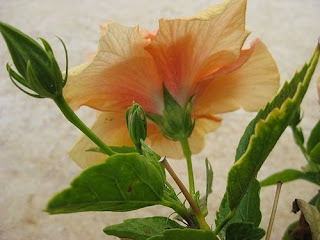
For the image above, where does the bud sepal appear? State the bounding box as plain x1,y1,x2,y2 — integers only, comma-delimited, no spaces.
0,22,68,99
148,85,195,141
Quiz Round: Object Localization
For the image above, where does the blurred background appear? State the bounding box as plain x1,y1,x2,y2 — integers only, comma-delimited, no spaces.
0,0,319,239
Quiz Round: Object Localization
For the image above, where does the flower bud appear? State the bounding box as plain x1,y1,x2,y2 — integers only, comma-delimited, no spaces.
126,102,147,149
0,22,68,99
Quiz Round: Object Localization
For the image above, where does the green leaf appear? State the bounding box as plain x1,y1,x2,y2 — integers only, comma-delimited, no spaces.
46,153,165,214
293,199,320,240
140,140,165,182
147,228,218,240
307,120,320,152
104,217,183,240
310,142,320,164
227,47,319,211
225,223,265,240
215,46,319,237
260,169,320,186
199,158,214,216
215,179,261,238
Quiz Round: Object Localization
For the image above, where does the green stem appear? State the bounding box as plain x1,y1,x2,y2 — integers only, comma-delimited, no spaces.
179,137,195,196
53,94,115,156
160,157,210,230
213,209,236,236
161,198,197,229
162,197,187,218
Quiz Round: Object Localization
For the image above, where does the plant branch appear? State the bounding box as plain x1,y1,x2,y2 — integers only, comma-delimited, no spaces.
160,157,210,230
265,181,283,240
54,94,115,156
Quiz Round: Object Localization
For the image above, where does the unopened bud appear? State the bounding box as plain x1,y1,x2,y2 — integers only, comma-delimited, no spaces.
0,22,68,99
126,102,147,149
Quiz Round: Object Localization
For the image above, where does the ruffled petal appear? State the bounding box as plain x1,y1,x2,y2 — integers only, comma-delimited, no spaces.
63,22,163,114
69,111,133,168
193,0,233,20
146,115,221,159
194,39,280,114
145,0,249,106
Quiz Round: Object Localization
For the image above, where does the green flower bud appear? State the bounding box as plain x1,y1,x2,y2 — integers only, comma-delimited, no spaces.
0,22,68,99
148,85,195,141
126,102,147,150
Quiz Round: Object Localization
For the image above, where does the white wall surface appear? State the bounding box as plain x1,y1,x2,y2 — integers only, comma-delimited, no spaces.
0,0,319,239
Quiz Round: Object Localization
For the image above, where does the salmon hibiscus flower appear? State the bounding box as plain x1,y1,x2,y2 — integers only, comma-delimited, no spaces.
64,0,279,168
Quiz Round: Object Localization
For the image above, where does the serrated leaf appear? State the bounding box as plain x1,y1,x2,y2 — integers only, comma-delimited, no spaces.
46,153,165,214
147,228,218,240
260,169,320,186
307,120,320,152
215,179,261,238
225,223,265,240
104,217,183,240
215,46,319,236
227,47,319,211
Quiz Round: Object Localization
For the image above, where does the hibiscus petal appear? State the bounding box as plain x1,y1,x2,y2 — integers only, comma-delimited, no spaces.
193,0,232,20
145,0,249,106
194,39,280,114
147,115,221,159
63,22,163,114
69,111,133,168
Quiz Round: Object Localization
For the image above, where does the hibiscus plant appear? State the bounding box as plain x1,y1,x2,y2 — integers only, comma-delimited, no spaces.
1,0,320,239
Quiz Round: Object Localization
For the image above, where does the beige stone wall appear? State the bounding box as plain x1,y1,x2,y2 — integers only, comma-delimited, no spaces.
0,0,319,239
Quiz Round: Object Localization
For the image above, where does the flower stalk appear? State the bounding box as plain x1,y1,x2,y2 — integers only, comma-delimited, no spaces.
179,137,195,196
54,94,115,156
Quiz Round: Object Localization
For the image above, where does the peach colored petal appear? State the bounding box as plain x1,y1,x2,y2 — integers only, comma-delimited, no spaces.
147,115,221,159
70,111,133,168
145,0,249,106
139,28,158,41
63,22,163,114
99,20,113,36
194,39,279,115
193,0,233,20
